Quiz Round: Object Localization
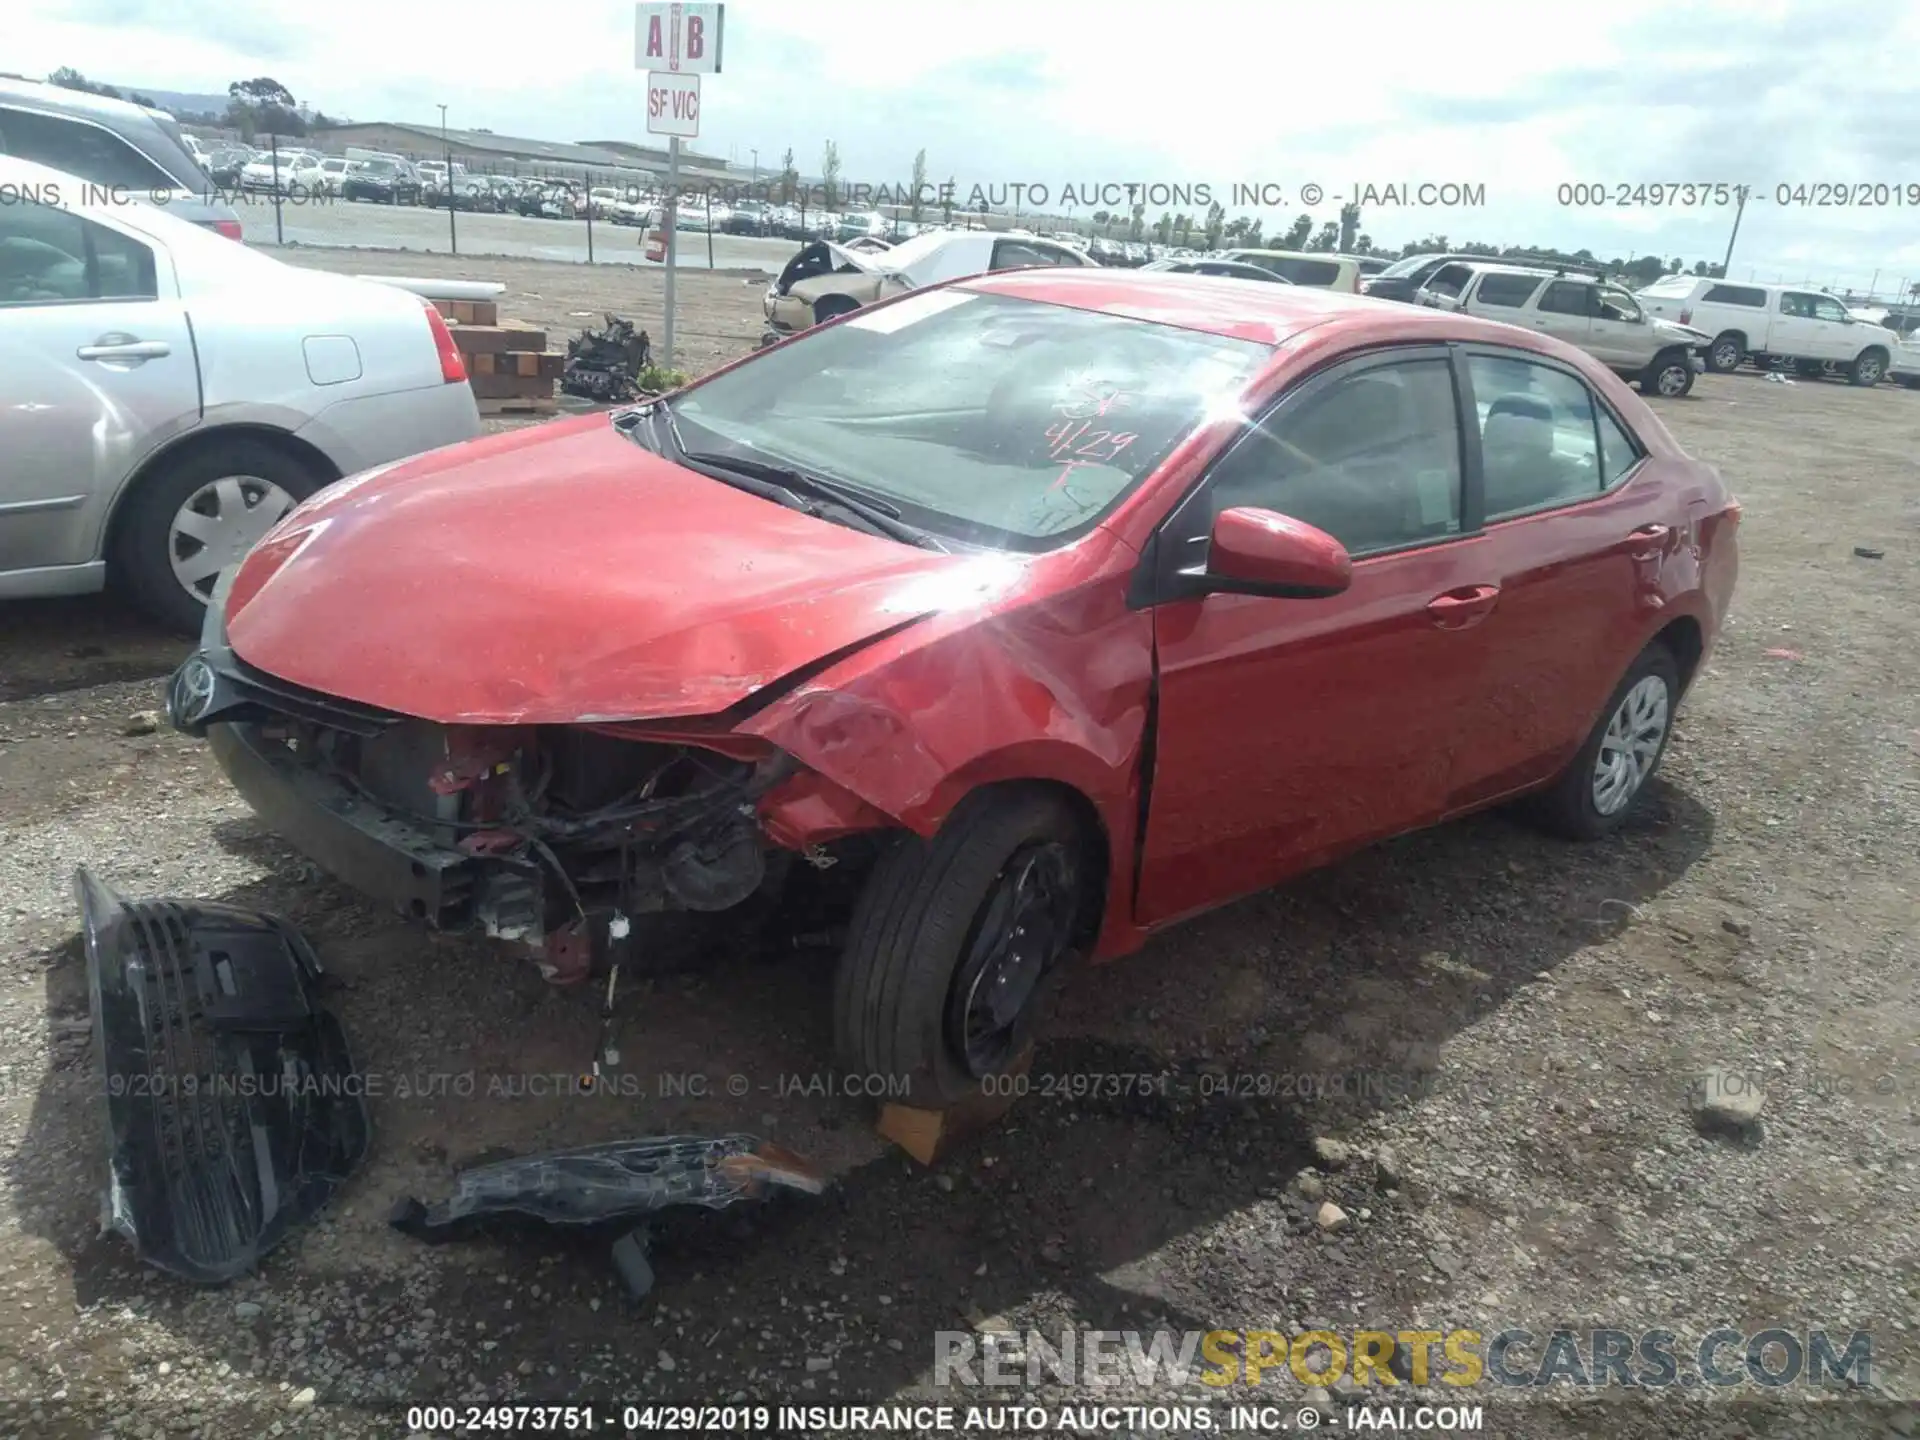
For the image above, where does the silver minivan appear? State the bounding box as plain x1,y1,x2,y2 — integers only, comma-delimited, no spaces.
0,77,243,239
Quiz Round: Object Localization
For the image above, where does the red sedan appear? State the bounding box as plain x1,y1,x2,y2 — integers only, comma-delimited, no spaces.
167,269,1739,1106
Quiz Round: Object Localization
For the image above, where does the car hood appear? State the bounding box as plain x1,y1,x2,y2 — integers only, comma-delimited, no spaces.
1652,317,1713,344
221,416,966,724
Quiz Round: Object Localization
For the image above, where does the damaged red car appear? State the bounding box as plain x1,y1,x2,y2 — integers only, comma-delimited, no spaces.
167,270,1739,1105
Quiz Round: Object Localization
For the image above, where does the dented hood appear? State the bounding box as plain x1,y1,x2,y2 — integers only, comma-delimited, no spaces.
222,415,961,724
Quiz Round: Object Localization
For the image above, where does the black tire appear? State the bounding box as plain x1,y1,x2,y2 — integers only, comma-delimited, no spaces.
1640,350,1695,398
112,438,325,635
1706,333,1744,373
1522,643,1681,841
1850,348,1889,387
1794,359,1826,379
833,789,1092,1108
812,294,861,327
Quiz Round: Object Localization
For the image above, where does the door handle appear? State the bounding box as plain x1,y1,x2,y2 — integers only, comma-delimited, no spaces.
1625,523,1671,560
1426,584,1501,629
77,336,171,362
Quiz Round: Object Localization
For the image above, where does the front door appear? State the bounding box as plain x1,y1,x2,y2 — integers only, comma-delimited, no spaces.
0,197,198,581
1586,284,1651,368
1531,280,1596,349
1805,293,1857,360
1770,291,1827,359
1137,348,1499,927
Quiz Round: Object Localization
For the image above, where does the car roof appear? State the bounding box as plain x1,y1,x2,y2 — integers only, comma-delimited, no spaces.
961,266,1537,345
0,75,164,125
1223,249,1354,264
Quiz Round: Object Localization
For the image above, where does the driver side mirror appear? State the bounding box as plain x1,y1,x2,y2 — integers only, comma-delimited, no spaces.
1194,507,1353,599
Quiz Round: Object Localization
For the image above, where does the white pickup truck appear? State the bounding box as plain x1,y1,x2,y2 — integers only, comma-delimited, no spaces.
1635,276,1899,384
1416,263,1711,398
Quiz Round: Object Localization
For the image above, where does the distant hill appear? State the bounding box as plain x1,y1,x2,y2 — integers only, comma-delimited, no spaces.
117,87,235,117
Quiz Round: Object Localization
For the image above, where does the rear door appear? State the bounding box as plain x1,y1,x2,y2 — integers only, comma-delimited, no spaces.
1137,347,1497,924
1461,270,1546,320
0,198,199,579
1441,348,1668,808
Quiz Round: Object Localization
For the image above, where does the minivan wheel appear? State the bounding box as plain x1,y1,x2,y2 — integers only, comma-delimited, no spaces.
113,439,322,635
1521,643,1680,841
834,790,1091,1108
1851,349,1888,387
1707,334,1744,373
1642,352,1695,398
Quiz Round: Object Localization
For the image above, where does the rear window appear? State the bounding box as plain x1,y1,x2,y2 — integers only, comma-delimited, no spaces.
1258,256,1340,287
0,106,182,192
1474,272,1544,307
1701,284,1767,308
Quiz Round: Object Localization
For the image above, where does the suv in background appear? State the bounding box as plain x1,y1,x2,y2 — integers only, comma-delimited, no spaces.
1635,275,1900,383
0,77,241,239
1420,263,1710,397
1217,249,1362,291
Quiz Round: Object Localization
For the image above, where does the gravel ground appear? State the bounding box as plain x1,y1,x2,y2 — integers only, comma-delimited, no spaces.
1,253,1917,1438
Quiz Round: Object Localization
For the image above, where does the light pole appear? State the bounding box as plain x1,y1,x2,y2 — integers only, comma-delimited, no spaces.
438,104,457,253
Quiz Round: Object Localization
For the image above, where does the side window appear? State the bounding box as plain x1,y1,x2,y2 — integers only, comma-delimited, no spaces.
0,201,157,307
1475,272,1543,307
1809,296,1849,323
1466,354,1603,519
1597,286,1642,322
1270,257,1341,287
1538,282,1594,316
1426,263,1474,297
0,108,182,191
1596,405,1643,486
1779,292,1814,318
1702,284,1765,308
1203,359,1463,556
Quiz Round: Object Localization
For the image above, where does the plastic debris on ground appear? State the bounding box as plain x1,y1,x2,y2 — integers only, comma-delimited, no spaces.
76,867,370,1284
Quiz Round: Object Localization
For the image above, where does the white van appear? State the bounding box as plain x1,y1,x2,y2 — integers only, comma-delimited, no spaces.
1635,276,1899,384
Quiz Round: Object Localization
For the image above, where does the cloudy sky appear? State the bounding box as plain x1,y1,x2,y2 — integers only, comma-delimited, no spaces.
13,0,1920,293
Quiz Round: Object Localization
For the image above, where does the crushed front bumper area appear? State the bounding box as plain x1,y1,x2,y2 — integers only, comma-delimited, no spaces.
78,868,369,1283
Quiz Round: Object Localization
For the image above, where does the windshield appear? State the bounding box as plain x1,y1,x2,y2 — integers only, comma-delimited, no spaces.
1376,252,1442,279
667,289,1269,550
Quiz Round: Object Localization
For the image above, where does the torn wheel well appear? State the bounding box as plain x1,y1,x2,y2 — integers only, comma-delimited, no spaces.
955,778,1112,945
1655,615,1704,694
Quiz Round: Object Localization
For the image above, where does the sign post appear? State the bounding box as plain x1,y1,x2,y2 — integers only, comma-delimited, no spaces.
636,3,724,369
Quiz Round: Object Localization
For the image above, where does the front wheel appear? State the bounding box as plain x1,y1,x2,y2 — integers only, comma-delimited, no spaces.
1521,643,1680,841
1707,334,1744,373
1850,348,1888,387
1641,351,1695,398
834,790,1093,1108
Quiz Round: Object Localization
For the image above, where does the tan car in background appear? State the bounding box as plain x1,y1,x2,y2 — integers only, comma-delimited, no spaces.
1214,249,1365,291
761,231,1091,342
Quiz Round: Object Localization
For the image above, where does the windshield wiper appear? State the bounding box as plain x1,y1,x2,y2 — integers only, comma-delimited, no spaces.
680,450,945,550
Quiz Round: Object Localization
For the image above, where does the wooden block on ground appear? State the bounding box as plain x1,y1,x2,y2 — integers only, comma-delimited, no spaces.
449,324,548,355
468,372,556,400
477,396,559,416
876,1047,1033,1166
472,350,566,378
434,298,499,326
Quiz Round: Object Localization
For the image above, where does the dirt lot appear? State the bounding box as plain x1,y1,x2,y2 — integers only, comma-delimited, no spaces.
1,250,1917,1438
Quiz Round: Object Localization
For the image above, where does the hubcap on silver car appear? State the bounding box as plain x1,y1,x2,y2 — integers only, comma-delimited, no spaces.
1859,356,1884,384
1591,675,1670,816
168,475,297,600
1656,363,1691,396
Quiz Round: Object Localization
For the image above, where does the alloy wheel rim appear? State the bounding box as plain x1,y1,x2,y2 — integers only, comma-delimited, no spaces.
1658,364,1690,396
1591,675,1670,816
1860,358,1883,383
1713,342,1739,369
168,475,297,600
945,842,1077,1077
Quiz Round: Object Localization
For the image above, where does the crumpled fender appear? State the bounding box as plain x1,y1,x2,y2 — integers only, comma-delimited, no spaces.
741,534,1154,957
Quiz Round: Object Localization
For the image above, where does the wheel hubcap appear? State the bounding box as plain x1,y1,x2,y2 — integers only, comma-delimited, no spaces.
945,842,1077,1077
1861,358,1883,383
1591,675,1670,816
168,475,297,600
1713,342,1739,369
1658,365,1689,396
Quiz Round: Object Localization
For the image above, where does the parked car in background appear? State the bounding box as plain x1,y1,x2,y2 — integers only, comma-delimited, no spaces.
1143,258,1295,283
341,156,422,205
312,156,351,196
588,186,622,220
1217,250,1364,292
206,146,253,188
762,230,1094,338
0,76,242,239
1892,333,1920,388
1418,264,1710,397
1634,275,1899,384
0,155,482,632
167,266,1738,1103
1349,255,1392,278
240,150,322,194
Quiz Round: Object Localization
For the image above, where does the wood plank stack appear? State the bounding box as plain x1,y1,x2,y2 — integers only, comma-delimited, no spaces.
430,298,564,416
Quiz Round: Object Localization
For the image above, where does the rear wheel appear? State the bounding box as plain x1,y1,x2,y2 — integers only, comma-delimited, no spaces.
112,439,323,635
1522,643,1680,841
1707,333,1745,373
834,790,1092,1108
812,294,861,327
